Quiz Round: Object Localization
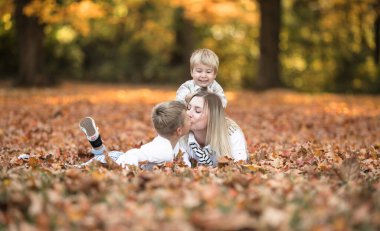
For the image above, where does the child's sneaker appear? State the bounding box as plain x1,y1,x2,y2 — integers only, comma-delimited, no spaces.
79,117,103,148
79,117,100,142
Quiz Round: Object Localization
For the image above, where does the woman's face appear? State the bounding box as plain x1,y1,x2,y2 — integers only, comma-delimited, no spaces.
186,96,208,131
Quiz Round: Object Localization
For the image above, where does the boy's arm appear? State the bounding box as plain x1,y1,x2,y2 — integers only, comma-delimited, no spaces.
181,150,192,167
115,150,140,167
138,137,175,164
178,140,192,167
116,137,174,167
116,146,173,167
211,81,227,108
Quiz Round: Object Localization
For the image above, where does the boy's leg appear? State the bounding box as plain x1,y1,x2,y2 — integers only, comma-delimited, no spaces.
79,117,106,156
78,117,124,167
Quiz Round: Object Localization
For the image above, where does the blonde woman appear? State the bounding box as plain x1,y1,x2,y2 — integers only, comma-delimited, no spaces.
180,91,248,167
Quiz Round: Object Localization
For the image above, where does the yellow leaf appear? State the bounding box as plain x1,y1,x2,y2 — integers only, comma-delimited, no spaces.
241,164,260,172
28,157,40,168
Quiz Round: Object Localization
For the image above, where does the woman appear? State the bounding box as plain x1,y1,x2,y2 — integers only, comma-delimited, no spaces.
180,91,248,167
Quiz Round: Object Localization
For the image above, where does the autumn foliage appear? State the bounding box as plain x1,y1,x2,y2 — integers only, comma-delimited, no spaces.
1,83,380,230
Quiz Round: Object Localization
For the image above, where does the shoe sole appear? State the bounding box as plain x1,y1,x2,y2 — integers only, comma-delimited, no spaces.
79,117,96,137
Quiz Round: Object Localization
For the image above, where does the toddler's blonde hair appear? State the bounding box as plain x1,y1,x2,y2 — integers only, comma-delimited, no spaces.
190,48,219,73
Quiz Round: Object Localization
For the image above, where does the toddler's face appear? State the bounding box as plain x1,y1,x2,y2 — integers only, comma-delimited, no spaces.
191,63,217,88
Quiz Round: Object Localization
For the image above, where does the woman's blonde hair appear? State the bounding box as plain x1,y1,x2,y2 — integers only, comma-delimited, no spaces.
190,91,231,158
152,101,186,137
190,48,219,73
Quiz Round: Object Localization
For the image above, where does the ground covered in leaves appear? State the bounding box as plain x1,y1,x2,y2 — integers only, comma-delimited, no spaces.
1,83,380,230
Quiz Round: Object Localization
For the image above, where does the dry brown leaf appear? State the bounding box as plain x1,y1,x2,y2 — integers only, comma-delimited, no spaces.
1,84,379,230
191,211,257,231
339,157,360,182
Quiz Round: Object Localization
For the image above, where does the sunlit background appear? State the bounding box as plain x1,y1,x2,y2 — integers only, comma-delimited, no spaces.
0,0,379,93
1,2,380,229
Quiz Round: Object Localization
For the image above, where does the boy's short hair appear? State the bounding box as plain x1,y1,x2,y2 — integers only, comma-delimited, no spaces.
190,48,219,73
152,101,186,137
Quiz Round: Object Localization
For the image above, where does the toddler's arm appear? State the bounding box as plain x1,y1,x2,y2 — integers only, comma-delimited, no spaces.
176,82,191,103
210,81,227,108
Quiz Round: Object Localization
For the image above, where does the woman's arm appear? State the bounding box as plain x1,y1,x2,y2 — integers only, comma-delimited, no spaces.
228,119,248,161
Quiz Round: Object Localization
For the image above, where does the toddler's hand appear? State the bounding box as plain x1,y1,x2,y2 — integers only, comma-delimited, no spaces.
185,93,195,104
200,86,208,92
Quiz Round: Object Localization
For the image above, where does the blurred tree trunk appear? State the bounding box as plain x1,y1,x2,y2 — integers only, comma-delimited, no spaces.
171,7,195,82
256,0,282,90
375,16,380,64
14,0,52,87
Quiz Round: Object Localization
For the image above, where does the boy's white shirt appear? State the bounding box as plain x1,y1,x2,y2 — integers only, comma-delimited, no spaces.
179,123,248,167
115,135,179,166
176,80,227,108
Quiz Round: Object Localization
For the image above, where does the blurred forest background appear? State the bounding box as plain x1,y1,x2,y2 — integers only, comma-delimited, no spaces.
0,0,379,93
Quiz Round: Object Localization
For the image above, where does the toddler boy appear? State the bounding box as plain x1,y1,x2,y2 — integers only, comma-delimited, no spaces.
176,48,227,108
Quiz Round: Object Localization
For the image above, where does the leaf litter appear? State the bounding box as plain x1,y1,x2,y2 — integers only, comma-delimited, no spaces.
0,83,380,230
